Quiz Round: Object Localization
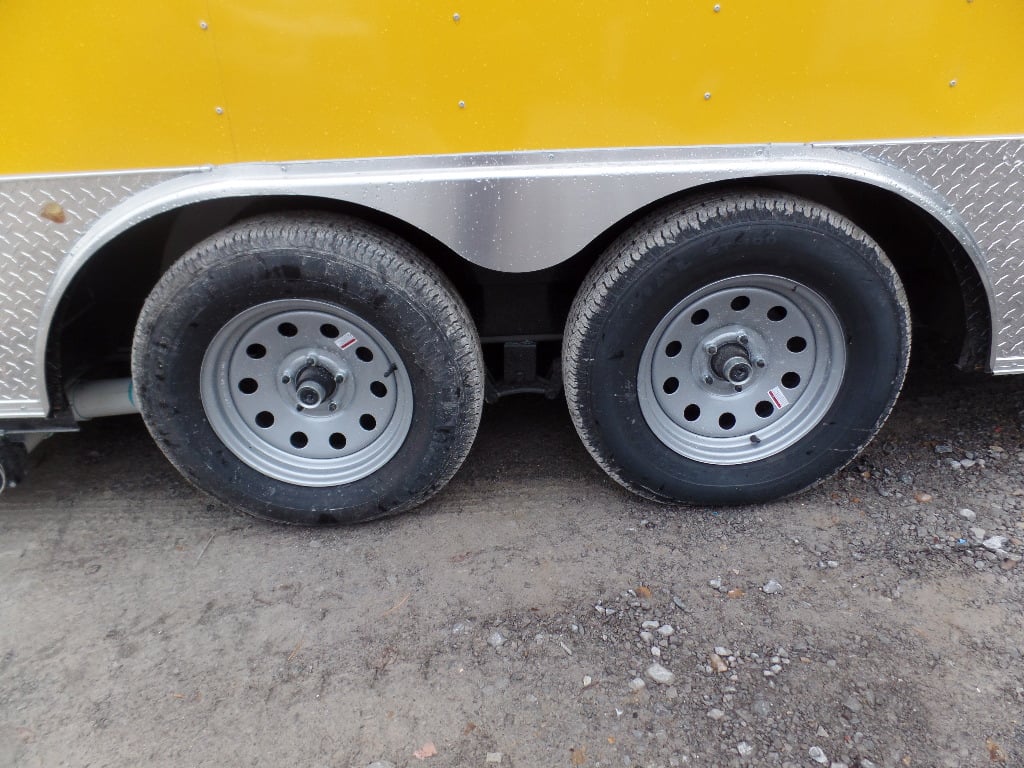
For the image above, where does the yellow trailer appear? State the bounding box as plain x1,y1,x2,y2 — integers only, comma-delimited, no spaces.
0,2,1021,522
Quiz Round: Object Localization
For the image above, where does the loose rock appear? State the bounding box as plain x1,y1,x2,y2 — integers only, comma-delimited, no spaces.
487,631,507,648
809,745,828,764
762,580,783,594
646,663,675,685
983,536,1008,551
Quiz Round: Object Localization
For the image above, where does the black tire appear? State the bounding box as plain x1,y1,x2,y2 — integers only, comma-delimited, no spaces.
132,213,483,524
563,192,910,505
0,440,28,492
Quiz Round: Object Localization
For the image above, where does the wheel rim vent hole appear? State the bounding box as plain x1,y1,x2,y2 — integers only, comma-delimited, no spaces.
356,346,374,362
787,336,807,353
255,411,275,428
690,308,709,325
359,414,376,431
320,323,340,339
663,377,679,394
719,412,736,430
730,295,750,311
767,306,787,321
238,378,258,394
755,400,774,418
278,322,298,337
683,404,700,422
665,340,682,357
246,343,267,359
330,432,347,450
370,381,388,398
781,371,801,388
290,432,308,448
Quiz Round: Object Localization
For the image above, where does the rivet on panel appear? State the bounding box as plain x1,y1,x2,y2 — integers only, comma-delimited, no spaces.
215,106,225,114
199,20,208,30
453,12,460,22
458,100,466,109
704,92,712,100
949,79,957,87
714,4,721,11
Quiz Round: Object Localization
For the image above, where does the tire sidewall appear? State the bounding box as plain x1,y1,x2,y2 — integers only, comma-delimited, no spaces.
579,208,908,504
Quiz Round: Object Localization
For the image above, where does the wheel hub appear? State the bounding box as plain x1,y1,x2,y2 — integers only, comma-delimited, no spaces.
295,363,339,408
710,342,753,385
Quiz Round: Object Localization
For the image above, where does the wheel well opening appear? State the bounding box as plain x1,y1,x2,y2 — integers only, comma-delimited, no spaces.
46,177,992,415
44,195,483,413
557,176,991,377
763,176,990,375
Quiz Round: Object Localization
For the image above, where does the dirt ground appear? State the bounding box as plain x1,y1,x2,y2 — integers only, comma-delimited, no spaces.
1,369,1022,768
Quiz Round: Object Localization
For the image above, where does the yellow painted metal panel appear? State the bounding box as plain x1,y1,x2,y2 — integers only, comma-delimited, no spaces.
2,1,1023,174
0,3,234,175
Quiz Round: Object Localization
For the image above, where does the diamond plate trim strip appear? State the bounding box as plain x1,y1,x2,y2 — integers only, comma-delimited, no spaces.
0,171,186,410
848,140,1024,371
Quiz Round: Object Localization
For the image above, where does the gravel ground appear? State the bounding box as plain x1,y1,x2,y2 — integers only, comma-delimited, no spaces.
1,368,1022,768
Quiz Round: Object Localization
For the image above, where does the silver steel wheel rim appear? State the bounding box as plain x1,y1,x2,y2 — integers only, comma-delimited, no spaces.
637,274,846,465
200,299,413,486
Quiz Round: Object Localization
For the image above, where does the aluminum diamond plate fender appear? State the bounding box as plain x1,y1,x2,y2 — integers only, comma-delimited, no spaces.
0,169,201,415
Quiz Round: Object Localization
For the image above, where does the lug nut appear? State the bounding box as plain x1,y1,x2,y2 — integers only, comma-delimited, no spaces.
755,358,766,368
306,356,316,367
329,403,338,412
705,344,718,356
703,374,714,385
296,404,304,412
738,334,749,345
734,384,743,392
282,375,291,384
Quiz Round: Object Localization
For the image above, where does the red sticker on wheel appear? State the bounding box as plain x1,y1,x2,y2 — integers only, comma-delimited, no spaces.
336,332,358,350
768,387,789,409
